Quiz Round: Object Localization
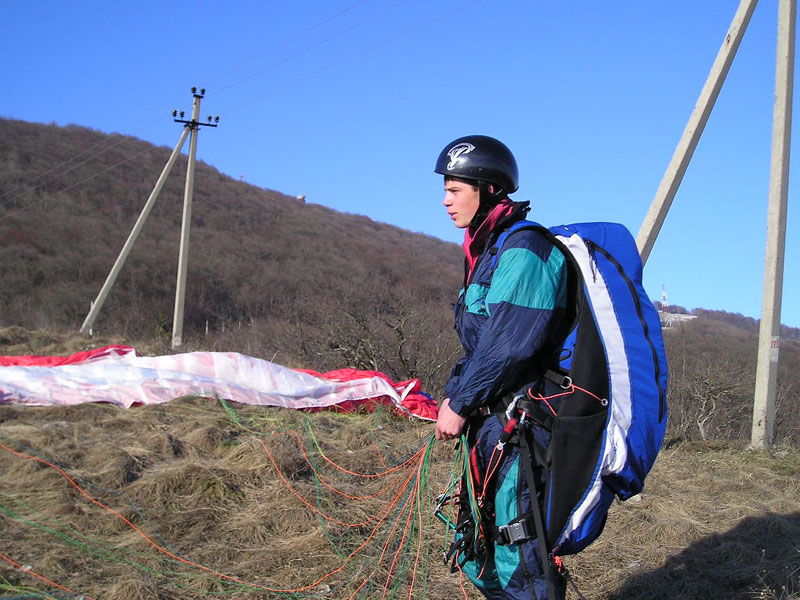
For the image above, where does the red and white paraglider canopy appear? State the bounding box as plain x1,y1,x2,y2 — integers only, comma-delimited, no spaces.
0,346,438,421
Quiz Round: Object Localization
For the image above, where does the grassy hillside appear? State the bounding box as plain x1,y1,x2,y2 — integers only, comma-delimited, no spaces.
0,118,463,395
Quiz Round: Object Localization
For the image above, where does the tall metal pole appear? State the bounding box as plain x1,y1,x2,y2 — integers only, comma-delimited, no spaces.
79,127,191,335
752,0,795,449
636,0,758,264
171,90,202,350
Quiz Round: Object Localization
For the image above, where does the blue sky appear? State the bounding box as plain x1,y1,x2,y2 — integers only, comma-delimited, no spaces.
2,0,798,328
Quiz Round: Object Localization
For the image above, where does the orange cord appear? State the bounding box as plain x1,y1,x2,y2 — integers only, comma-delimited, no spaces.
0,551,98,600
0,440,429,596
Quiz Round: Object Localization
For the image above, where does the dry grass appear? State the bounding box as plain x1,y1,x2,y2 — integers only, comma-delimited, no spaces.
0,397,453,599
0,326,133,356
1,329,798,599
568,441,800,599
1,396,798,599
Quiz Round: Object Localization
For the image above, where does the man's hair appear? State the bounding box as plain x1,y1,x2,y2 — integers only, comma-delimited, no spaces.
444,175,480,190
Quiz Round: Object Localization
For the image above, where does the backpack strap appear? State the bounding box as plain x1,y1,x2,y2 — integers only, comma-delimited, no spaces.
518,421,563,600
489,219,543,271
488,219,577,389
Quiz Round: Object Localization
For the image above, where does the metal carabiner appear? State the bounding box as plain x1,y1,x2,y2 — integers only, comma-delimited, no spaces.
505,393,523,422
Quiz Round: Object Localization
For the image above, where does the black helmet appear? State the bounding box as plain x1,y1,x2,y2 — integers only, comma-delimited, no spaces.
434,135,519,194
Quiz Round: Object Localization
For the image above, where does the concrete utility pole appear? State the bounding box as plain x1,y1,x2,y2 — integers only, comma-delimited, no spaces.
79,128,190,335
80,87,218,343
752,0,795,449
636,0,758,264
171,87,218,350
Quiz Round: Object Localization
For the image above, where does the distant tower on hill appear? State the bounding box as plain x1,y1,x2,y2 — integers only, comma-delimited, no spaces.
659,284,675,328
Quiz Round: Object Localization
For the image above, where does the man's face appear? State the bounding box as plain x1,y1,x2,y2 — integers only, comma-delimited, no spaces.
443,179,480,229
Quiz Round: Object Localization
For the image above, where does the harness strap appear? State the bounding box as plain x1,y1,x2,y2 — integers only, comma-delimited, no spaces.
517,397,556,432
492,511,536,545
544,368,572,389
478,416,518,505
518,421,561,600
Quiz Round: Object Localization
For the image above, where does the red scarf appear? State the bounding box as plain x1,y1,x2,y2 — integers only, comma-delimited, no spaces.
463,199,515,280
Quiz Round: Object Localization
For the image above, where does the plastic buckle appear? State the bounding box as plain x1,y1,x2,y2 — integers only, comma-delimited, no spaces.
497,518,533,545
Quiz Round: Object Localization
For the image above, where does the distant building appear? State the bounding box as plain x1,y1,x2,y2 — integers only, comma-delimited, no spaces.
660,312,697,328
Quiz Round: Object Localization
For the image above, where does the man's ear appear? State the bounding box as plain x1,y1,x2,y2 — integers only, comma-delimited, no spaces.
488,184,495,194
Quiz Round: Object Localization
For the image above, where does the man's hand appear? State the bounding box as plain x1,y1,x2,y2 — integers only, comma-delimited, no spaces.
435,398,467,441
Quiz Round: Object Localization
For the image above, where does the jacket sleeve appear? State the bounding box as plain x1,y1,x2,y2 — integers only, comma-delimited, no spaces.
443,357,464,402
446,233,568,416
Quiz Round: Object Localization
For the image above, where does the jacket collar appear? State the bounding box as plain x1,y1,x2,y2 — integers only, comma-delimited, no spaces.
463,200,530,278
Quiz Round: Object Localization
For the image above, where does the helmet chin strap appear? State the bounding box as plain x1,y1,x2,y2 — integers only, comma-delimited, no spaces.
469,181,506,229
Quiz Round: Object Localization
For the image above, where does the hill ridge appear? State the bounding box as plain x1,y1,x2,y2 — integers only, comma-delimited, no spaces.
0,118,462,391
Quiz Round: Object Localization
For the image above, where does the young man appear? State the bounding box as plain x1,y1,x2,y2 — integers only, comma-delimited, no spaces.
434,135,569,600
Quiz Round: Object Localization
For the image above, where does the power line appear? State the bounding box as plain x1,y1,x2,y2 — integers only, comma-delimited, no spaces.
205,0,371,88
217,0,486,117
0,3,385,216
210,0,413,98
0,134,145,210
0,133,123,205
1,0,485,219
0,115,168,210
0,144,157,224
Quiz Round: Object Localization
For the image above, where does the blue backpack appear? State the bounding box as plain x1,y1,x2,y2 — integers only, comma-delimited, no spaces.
491,220,668,557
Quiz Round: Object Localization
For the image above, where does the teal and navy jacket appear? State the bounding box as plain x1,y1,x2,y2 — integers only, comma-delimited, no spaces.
445,202,569,417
